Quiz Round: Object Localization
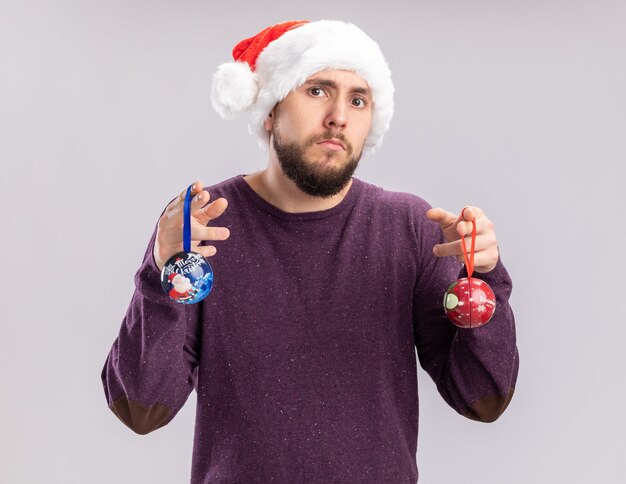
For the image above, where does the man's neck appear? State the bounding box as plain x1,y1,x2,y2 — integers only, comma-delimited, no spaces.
243,163,353,214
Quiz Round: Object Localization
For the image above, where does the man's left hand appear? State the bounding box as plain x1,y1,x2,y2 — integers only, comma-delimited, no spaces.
426,206,499,273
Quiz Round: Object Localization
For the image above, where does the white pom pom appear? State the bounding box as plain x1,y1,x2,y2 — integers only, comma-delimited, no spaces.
210,62,258,119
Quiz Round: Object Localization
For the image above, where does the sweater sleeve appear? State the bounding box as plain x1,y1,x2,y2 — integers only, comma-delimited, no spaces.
412,210,519,423
101,216,201,435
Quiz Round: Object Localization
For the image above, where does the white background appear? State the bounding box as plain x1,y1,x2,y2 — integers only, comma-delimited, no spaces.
1,1,624,482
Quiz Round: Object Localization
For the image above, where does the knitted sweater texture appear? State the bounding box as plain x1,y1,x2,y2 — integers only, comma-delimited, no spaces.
102,175,519,483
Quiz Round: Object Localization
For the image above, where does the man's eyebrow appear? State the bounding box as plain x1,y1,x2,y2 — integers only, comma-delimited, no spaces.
304,78,372,97
350,86,372,97
304,78,336,88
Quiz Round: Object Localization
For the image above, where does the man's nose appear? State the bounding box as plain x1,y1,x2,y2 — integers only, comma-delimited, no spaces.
323,100,347,130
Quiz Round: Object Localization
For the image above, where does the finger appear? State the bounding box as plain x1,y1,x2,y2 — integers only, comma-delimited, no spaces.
426,207,458,229
457,219,477,238
192,188,211,213
165,181,204,214
178,181,203,204
433,234,495,257
459,213,494,238
451,247,498,270
191,223,230,242
471,249,500,273
461,205,484,222
194,244,218,258
195,197,228,225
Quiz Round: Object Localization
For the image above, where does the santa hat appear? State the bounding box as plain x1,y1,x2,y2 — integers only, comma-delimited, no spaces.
210,20,394,155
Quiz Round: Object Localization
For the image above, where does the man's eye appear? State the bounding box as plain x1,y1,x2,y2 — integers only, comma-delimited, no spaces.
310,87,325,97
352,98,366,107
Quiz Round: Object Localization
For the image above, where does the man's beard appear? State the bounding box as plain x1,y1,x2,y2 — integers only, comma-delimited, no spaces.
272,129,363,198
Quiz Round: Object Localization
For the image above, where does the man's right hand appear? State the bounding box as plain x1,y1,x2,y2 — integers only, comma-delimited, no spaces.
153,181,230,271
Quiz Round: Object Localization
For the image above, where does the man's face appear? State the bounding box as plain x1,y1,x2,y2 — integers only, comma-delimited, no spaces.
265,69,373,198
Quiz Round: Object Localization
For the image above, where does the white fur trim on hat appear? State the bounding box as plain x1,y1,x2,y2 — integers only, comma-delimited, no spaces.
211,20,394,156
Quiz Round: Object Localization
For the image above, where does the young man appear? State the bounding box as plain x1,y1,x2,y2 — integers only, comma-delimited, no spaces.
102,20,519,483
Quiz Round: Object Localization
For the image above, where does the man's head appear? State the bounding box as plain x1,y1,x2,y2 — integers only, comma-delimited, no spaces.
264,69,372,197
211,20,394,157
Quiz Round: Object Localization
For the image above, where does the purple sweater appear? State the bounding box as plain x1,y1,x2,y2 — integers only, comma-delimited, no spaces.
102,174,519,483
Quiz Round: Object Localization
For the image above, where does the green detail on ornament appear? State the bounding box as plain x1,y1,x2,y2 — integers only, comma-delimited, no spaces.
444,293,459,310
446,280,459,291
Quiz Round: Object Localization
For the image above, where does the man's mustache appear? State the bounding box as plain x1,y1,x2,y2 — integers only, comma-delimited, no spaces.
306,132,353,155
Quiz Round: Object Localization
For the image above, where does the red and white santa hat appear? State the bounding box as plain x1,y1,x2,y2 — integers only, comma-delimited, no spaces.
210,20,394,155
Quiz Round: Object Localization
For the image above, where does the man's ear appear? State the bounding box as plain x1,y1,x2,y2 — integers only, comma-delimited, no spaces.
263,108,275,132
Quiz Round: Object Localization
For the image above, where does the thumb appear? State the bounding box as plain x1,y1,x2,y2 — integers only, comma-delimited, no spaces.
426,207,458,228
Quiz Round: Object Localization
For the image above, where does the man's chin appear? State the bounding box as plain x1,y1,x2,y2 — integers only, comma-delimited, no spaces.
308,147,350,166
296,165,357,198
273,131,360,197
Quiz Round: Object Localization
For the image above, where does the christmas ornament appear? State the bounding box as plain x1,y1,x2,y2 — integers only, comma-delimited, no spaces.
443,208,496,328
160,185,214,304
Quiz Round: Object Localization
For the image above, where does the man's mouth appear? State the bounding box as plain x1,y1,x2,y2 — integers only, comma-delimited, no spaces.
316,138,345,151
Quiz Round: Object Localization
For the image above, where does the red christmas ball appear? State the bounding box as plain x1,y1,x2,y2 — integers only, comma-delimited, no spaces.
443,277,496,328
